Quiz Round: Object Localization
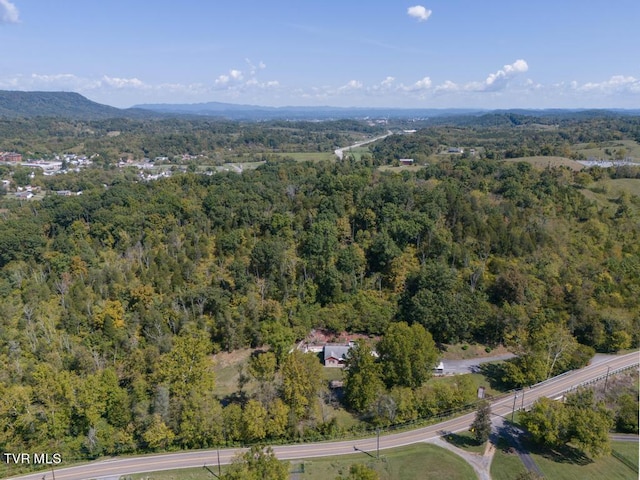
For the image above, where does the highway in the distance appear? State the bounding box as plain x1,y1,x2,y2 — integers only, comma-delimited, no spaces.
4,351,638,480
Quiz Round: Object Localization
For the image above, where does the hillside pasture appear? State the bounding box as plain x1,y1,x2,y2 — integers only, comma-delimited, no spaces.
505,156,584,171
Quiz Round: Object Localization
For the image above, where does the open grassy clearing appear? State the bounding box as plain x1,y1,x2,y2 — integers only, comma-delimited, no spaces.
212,349,254,397
490,437,528,480
323,366,345,382
122,443,476,480
124,467,215,480
281,152,336,162
427,372,506,398
597,178,640,197
505,156,584,171
611,441,639,470
574,139,640,160
490,437,638,480
293,442,476,480
529,440,639,480
342,146,371,161
378,164,425,173
440,343,511,361
580,178,640,213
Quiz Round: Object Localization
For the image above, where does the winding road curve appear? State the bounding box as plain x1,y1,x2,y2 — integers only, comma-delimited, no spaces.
4,351,638,480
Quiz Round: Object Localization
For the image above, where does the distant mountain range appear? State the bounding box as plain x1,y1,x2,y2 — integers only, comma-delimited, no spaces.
132,101,486,120
1,90,639,121
0,91,154,120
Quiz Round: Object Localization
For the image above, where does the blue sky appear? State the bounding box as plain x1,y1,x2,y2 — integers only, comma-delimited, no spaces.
1,0,639,109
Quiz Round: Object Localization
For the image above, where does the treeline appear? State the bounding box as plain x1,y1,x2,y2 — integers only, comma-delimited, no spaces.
0,150,638,460
0,117,381,160
371,115,640,162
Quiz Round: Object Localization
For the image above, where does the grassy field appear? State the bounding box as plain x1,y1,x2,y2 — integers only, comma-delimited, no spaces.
342,146,371,162
573,139,640,160
124,467,216,480
378,164,425,173
292,443,476,480
122,444,476,480
283,152,336,162
490,437,528,480
428,371,507,397
212,348,254,397
505,156,584,171
323,366,345,382
612,441,639,471
530,440,639,480
490,437,639,480
440,343,511,361
580,178,640,214
596,178,640,197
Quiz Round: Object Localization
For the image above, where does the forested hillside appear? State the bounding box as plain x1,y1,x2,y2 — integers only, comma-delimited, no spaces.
0,118,639,464
0,117,379,161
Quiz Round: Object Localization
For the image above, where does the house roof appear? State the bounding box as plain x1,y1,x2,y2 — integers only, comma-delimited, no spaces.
323,344,351,362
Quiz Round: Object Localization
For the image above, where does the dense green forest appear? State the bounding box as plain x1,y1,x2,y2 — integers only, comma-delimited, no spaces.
0,117,380,161
0,116,639,465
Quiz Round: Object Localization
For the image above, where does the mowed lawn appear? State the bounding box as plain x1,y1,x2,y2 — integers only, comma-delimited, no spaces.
490,440,528,480
125,467,215,480
123,443,476,480
491,439,639,480
293,443,476,480
532,441,639,480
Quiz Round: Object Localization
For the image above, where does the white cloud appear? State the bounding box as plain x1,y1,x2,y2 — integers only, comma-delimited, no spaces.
412,76,432,90
101,76,146,89
578,75,640,93
381,76,395,87
482,59,528,90
245,59,267,76
213,62,278,92
407,5,432,22
3,73,99,91
434,80,460,93
504,59,528,75
215,74,230,85
338,80,363,92
215,69,243,86
0,0,19,24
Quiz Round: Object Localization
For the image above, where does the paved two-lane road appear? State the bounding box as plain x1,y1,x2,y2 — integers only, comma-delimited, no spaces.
334,131,392,160
4,351,638,480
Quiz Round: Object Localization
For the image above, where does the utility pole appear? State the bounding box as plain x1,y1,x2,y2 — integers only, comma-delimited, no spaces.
604,366,611,393
217,447,221,478
376,427,380,460
511,392,518,422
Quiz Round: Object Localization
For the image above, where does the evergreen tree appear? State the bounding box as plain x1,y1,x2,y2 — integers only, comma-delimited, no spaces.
470,400,492,443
